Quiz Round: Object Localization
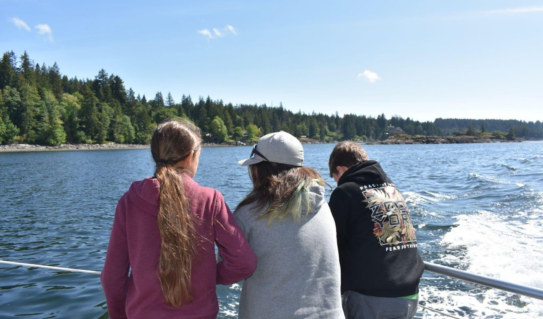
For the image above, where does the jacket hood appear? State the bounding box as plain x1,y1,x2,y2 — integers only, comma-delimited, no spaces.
338,160,388,186
127,177,161,215
302,180,326,215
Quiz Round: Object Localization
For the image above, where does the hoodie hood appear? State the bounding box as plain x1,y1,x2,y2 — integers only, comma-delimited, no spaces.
127,177,161,214
303,181,326,215
338,160,389,186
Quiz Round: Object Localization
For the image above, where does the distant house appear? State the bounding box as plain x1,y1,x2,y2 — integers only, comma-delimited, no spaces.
386,126,405,135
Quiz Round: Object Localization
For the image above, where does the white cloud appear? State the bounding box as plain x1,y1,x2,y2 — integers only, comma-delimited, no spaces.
198,25,237,39
213,28,222,37
226,25,237,35
35,24,53,42
488,6,543,14
11,17,31,31
357,70,381,83
197,29,214,39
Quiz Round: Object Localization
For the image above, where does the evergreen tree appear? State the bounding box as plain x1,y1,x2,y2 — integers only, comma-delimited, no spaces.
507,127,516,140
181,95,194,118
153,92,164,109
466,125,477,136
223,110,234,134
308,119,318,138
49,63,63,101
19,51,34,85
19,85,42,142
166,92,175,107
319,124,327,141
0,51,16,89
133,103,153,144
80,86,100,142
125,88,137,117
0,90,19,144
111,76,127,105
97,102,112,144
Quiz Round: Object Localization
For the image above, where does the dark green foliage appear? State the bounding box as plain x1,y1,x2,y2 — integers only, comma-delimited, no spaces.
435,118,542,138
152,106,178,124
6,50,537,146
80,86,100,142
49,63,63,101
19,84,41,142
507,127,516,140
0,52,16,89
233,126,243,141
466,125,477,136
133,104,153,144
37,91,66,145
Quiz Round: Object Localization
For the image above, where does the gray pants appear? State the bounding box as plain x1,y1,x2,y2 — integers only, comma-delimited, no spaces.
342,291,418,319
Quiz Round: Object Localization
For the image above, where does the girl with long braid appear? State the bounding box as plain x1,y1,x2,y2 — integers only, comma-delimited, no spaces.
102,119,256,318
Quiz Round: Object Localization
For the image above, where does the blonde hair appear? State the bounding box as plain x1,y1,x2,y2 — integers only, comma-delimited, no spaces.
151,118,201,307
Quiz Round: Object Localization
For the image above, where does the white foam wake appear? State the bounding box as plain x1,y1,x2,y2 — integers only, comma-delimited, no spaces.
422,210,543,318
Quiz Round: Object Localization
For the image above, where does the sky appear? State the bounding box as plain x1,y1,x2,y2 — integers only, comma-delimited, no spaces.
1,0,542,122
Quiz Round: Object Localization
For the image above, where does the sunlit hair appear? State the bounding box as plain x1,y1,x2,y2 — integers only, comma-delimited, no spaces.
236,161,324,225
151,118,201,307
328,141,369,177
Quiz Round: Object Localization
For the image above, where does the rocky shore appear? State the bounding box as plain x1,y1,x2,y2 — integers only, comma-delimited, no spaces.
0,143,150,153
1,136,523,153
365,136,519,145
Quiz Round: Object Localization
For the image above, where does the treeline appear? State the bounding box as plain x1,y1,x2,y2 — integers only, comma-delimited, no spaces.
1,50,443,145
434,118,543,139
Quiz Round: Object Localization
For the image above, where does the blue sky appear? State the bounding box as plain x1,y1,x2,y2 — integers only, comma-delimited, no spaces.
2,0,542,122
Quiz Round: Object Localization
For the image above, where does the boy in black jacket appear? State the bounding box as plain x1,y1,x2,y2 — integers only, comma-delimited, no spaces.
328,141,424,319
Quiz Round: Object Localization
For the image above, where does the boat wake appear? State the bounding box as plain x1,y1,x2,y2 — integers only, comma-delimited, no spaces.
420,210,543,318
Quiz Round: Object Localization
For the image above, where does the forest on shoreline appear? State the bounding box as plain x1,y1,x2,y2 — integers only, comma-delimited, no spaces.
1,50,542,146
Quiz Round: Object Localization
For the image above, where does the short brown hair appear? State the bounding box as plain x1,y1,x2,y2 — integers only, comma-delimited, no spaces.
328,141,369,177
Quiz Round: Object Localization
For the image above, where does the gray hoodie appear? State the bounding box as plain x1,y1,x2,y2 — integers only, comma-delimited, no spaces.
234,183,345,319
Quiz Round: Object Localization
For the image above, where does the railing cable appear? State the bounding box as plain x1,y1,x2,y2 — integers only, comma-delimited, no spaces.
0,259,101,275
2,259,541,318
424,262,543,301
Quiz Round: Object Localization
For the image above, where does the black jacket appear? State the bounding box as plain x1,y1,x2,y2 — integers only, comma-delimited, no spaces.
329,160,424,297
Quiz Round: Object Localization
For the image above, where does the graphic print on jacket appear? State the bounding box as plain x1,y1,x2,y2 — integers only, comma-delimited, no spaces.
361,183,417,247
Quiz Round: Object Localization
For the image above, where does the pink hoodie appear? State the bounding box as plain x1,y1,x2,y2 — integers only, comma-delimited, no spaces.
101,175,257,319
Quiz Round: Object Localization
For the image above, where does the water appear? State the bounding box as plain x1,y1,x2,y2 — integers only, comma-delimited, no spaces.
1,142,542,318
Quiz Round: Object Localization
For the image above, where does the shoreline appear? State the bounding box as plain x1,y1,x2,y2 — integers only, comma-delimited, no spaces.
0,137,535,153
0,143,151,153
0,141,333,153
365,136,526,145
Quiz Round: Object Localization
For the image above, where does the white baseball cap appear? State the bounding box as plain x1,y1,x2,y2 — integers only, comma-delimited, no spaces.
238,131,304,167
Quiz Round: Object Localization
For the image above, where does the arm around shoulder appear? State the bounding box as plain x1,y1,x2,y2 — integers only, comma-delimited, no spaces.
213,191,257,285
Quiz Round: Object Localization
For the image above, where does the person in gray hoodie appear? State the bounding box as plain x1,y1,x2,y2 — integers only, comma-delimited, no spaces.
233,131,344,319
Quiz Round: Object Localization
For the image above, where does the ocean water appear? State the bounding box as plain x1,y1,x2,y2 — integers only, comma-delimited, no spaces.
0,142,542,318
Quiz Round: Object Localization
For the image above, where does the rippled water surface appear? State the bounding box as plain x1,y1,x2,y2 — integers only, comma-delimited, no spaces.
1,142,542,318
